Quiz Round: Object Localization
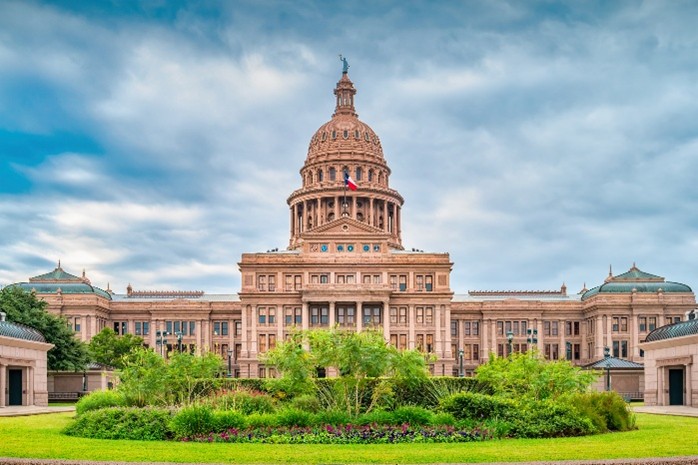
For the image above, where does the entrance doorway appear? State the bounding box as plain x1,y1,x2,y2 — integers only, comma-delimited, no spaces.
8,369,23,406
668,368,684,406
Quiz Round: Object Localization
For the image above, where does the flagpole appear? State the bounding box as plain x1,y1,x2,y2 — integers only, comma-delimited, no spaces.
342,171,348,217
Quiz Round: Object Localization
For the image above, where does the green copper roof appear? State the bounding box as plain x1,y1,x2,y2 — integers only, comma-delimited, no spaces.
645,319,698,342
0,321,47,342
11,265,112,300
581,265,692,301
583,356,644,369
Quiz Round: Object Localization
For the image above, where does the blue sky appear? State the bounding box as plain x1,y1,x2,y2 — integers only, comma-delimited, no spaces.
1,0,698,295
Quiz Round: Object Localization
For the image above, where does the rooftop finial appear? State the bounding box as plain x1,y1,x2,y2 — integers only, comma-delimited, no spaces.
57,259,61,269
339,54,349,74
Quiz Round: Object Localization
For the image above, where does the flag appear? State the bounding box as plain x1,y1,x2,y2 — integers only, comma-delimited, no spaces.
344,171,358,191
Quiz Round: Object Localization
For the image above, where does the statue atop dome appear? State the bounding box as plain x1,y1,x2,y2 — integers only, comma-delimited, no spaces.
339,54,349,74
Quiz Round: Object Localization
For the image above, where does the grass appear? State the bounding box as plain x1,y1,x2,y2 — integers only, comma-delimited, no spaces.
0,412,696,463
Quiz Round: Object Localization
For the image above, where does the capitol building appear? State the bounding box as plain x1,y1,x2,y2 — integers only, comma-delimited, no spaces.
10,67,696,383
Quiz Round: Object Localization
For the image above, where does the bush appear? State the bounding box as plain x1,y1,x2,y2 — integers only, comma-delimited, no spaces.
275,408,315,427
572,391,636,432
430,412,457,427
75,390,126,415
205,389,276,415
245,412,280,428
212,410,246,432
63,407,171,440
509,401,596,438
394,376,488,408
391,406,434,426
289,394,322,413
315,409,352,426
169,405,215,439
440,392,517,421
356,409,395,426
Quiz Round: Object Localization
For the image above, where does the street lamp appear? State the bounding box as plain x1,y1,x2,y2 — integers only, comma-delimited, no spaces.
604,346,611,391
175,331,183,353
156,330,169,357
506,330,514,356
526,328,538,347
227,348,234,378
458,348,464,377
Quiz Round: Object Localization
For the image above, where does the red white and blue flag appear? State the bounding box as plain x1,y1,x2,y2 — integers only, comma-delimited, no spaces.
344,171,358,191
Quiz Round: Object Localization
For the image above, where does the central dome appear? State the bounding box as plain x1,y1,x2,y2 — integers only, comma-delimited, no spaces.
305,72,385,164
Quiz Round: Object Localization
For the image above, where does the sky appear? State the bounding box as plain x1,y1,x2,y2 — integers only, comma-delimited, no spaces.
1,0,698,296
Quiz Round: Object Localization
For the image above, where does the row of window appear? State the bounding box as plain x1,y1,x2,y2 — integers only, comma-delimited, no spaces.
451,320,481,337
256,305,439,326
305,165,385,187
258,273,435,291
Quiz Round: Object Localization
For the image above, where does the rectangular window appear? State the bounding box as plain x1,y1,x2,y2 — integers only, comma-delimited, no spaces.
612,317,619,332
573,343,581,360
285,274,293,291
473,321,480,336
544,321,551,336
269,308,276,325
473,344,479,360
221,322,229,336
235,320,242,336
649,317,657,331
121,322,128,335
551,321,558,336
464,321,471,336
74,317,81,332
269,334,276,350
620,317,628,332
638,316,647,332
399,334,407,350
416,307,424,324
621,340,628,358
258,308,267,325
426,334,434,353
399,306,407,324
497,321,504,336
415,275,424,291
425,275,433,292
451,320,458,337
166,321,173,334
259,336,267,353
390,307,398,324
613,340,620,357
390,275,398,290
399,275,407,291
188,321,193,336
213,321,221,336
425,306,433,325
135,322,142,335
416,334,424,351
294,275,302,290
268,275,275,292
257,275,266,291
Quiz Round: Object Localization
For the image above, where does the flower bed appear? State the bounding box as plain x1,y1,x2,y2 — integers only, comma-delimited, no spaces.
183,423,493,444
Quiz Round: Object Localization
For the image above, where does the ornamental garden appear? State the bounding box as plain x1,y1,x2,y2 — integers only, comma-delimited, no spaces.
63,328,635,444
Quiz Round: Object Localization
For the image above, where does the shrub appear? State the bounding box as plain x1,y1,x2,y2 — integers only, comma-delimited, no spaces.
392,406,433,426
356,409,395,425
205,389,276,415
275,408,315,427
430,412,457,427
509,401,596,438
572,391,636,432
289,394,322,413
394,376,488,408
63,407,171,440
315,409,352,426
75,390,126,415
245,412,280,428
169,405,215,439
212,410,246,432
440,392,517,421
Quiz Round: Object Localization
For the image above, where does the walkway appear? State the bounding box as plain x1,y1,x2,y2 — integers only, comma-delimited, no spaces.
633,405,698,417
0,405,75,417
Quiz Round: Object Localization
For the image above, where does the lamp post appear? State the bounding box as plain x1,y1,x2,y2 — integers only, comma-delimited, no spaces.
175,331,183,353
526,328,538,347
506,330,514,356
156,330,169,357
604,346,611,391
458,348,464,377
566,341,572,360
227,348,233,378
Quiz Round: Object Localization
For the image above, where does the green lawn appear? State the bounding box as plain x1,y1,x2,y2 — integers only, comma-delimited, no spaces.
0,412,696,464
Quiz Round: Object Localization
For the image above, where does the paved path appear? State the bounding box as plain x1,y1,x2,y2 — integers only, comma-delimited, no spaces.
633,405,698,417
0,405,75,417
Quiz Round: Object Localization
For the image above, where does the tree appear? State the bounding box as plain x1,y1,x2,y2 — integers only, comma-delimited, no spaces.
87,328,144,369
0,286,88,371
263,328,431,415
475,349,597,402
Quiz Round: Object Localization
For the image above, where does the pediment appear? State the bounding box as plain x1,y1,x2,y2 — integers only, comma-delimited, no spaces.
302,216,388,238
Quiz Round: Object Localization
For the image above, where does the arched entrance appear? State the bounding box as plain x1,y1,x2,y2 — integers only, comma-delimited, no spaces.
8,368,23,406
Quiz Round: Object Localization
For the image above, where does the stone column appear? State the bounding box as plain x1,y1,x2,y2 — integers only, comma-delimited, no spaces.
290,206,294,238
630,314,639,358
382,300,391,342
250,305,258,356
356,301,363,332
482,319,489,362
369,198,374,226
335,196,340,219
0,363,6,407
383,201,388,232
595,317,604,358
329,301,336,327
559,319,565,361
444,305,452,358
27,367,34,406
301,302,309,332
408,305,416,349
434,305,443,357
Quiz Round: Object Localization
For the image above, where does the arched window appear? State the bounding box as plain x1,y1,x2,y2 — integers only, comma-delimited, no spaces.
356,167,362,181
317,169,323,182
368,169,374,182
329,167,336,181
